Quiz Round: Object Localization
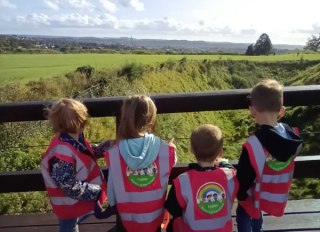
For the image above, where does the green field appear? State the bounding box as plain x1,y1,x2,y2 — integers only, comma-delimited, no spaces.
1,53,320,85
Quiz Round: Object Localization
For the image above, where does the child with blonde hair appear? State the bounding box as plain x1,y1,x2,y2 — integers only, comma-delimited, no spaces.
165,124,238,232
236,79,303,232
41,98,107,232
103,94,176,232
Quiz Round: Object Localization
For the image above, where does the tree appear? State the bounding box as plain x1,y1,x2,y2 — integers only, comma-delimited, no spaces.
304,34,320,52
253,33,273,55
245,44,254,55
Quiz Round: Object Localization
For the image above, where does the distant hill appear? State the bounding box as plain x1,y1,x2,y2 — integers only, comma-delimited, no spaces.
1,34,303,54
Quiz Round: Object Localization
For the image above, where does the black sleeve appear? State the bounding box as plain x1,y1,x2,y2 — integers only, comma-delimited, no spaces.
236,147,256,201
164,183,183,218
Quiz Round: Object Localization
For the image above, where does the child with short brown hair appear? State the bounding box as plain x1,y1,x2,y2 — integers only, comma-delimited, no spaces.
41,98,107,232
165,124,238,232
236,79,303,232
104,94,176,232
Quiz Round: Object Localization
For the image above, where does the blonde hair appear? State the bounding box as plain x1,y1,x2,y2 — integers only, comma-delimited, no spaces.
45,98,88,134
250,79,283,112
190,124,223,162
117,94,157,140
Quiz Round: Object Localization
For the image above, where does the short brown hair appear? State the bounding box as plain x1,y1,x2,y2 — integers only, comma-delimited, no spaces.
117,94,157,140
190,124,223,162
45,98,88,134
250,79,283,112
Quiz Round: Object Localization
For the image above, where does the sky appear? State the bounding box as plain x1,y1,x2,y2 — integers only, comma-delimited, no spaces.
0,0,319,45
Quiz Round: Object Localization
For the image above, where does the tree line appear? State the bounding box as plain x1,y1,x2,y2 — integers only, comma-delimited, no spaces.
245,32,320,56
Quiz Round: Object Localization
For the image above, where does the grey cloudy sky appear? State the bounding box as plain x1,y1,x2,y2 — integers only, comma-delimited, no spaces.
0,0,319,44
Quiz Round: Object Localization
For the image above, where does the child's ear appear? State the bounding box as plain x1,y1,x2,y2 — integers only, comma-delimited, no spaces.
249,106,255,117
220,149,224,157
278,106,286,118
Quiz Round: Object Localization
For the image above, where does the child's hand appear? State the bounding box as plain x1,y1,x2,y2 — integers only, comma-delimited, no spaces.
92,140,114,158
168,138,176,148
214,158,229,166
94,201,117,219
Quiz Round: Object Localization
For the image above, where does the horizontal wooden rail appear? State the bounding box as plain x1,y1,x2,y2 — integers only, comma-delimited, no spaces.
0,85,320,123
0,156,319,193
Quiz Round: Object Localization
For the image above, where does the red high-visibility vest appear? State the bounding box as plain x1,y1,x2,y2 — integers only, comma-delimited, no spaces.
41,134,107,219
173,167,238,232
105,141,175,232
239,133,300,218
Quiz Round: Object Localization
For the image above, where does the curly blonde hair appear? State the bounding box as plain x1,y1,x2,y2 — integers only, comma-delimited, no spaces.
45,98,88,134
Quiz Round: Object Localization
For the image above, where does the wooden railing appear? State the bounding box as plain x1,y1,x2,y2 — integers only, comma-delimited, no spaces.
1,85,320,193
1,85,320,123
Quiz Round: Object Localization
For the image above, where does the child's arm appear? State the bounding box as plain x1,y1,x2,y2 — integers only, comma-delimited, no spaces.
168,138,178,165
164,183,183,219
49,157,101,200
94,201,117,219
236,147,256,201
92,140,114,159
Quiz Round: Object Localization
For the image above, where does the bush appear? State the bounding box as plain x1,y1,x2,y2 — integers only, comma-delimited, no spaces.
75,65,95,79
118,63,145,82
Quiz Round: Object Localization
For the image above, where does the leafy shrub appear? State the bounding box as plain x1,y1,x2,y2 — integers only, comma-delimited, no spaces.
118,63,145,82
76,65,95,79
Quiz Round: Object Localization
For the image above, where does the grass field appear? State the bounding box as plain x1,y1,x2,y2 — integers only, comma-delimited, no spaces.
1,53,320,85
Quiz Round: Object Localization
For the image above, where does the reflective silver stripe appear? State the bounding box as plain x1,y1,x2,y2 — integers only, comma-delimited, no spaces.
45,144,74,158
256,183,261,192
51,197,78,205
108,142,169,203
260,192,288,203
178,172,233,230
247,136,265,178
120,208,163,223
158,141,170,188
262,173,292,183
221,168,235,213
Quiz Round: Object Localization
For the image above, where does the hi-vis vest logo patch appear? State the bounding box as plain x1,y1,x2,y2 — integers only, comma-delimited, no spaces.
196,182,226,214
126,162,158,187
266,152,291,171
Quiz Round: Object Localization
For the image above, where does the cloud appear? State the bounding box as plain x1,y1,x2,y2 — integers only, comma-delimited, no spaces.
100,0,117,13
240,29,257,35
118,0,144,11
44,0,59,10
119,17,234,37
67,0,94,9
11,13,237,37
43,0,95,11
294,23,320,34
15,13,117,28
0,0,16,8
16,13,50,26
128,17,185,32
